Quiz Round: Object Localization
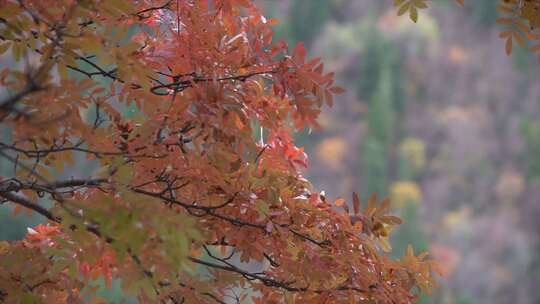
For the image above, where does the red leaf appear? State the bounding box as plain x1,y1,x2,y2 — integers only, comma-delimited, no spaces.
352,192,361,215
293,42,307,64
325,89,334,107
329,86,345,94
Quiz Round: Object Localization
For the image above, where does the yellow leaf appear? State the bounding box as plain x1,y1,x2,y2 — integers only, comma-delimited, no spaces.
381,215,403,225
379,238,392,253
407,244,415,257
0,241,10,254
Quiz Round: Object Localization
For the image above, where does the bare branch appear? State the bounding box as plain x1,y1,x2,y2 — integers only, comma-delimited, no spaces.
0,191,59,222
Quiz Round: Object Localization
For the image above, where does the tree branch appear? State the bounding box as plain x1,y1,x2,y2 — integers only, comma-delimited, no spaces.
0,79,42,119
0,178,108,194
0,191,59,222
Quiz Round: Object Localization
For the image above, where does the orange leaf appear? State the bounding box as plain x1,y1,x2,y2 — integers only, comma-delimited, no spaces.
381,215,403,225
367,193,377,210
379,198,391,213
334,198,345,206
505,37,513,55
531,44,540,52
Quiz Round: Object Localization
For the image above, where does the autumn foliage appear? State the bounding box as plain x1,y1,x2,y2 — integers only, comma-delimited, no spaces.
0,1,440,303
394,0,540,61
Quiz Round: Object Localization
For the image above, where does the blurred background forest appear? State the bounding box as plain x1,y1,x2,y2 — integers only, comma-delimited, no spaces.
257,0,540,303
1,1,540,303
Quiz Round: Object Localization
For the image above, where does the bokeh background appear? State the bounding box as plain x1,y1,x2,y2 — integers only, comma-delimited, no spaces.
2,1,540,303
257,1,540,303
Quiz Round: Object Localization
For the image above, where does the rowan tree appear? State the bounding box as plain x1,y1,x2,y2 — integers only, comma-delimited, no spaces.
0,1,440,303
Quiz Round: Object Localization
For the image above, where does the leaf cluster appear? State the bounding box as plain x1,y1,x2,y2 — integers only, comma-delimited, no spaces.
0,1,439,303
394,0,540,62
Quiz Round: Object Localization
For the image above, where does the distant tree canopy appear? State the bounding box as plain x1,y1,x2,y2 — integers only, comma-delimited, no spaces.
394,0,540,60
0,1,440,303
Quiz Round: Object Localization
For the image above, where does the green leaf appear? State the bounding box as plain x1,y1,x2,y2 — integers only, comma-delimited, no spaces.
410,6,419,23
21,292,39,304
255,199,270,216
415,0,428,9
397,3,410,16
0,42,11,55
